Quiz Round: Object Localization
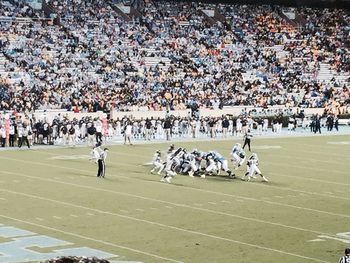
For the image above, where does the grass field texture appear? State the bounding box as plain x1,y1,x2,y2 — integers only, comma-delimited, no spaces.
0,135,350,263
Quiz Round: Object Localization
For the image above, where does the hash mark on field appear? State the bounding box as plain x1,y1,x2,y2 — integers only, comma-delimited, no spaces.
12,180,20,183
53,216,62,220
208,202,217,205
86,213,94,216
165,206,173,209
324,192,333,195
194,203,203,206
274,196,283,199
299,193,308,196
0,197,6,201
53,177,60,180
119,210,129,213
35,217,44,221
150,207,158,210
136,208,145,212
221,200,231,203
70,214,78,218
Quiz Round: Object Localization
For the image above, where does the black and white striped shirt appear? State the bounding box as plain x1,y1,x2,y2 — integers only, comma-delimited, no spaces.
339,255,350,263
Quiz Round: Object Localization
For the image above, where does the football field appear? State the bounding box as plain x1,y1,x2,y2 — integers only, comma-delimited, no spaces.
0,134,349,263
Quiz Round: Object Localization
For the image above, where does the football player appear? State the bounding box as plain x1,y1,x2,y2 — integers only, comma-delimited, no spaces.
241,153,268,182
150,150,165,175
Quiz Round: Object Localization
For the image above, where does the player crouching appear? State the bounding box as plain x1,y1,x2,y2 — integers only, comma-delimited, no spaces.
150,150,165,175
241,153,268,182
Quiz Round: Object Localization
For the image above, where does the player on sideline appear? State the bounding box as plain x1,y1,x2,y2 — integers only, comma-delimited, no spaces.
338,248,350,263
241,153,268,182
150,150,165,175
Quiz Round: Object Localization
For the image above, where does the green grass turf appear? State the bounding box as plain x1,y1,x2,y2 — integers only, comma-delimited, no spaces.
0,135,350,263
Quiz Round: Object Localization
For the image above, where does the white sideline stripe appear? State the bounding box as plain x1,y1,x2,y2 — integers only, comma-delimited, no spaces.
0,190,331,263
3,153,350,203
0,214,182,263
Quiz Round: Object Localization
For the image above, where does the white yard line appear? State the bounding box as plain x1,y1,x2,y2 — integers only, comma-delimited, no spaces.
0,190,331,263
2,169,350,223
1,155,349,203
268,172,350,187
0,214,182,263
0,187,342,239
1,169,350,224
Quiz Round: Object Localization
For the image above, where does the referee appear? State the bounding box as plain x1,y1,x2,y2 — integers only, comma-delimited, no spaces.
243,129,253,151
92,143,109,178
338,248,350,263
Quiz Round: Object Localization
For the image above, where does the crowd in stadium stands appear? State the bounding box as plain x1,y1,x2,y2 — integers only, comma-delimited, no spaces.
0,1,349,116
